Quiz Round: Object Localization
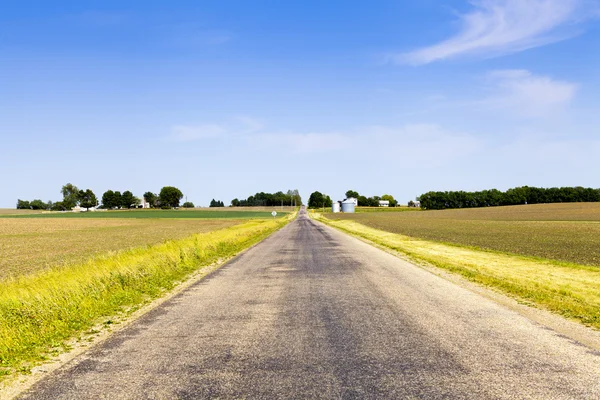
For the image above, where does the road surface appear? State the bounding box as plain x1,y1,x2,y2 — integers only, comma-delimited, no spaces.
19,209,600,399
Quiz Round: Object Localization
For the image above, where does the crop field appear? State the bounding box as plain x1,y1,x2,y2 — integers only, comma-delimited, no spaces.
0,219,244,280
354,206,420,213
326,203,600,267
1,209,289,219
315,208,600,330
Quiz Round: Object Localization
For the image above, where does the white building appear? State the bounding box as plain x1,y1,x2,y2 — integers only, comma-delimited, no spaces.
378,200,390,207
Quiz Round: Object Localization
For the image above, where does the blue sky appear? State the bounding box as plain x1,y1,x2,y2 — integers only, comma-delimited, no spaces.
1,0,599,207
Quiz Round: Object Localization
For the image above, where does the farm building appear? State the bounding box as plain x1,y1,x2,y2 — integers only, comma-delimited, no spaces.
341,198,356,213
332,202,341,213
378,200,390,207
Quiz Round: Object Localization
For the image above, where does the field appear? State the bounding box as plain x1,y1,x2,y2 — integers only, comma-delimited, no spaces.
326,203,600,267
0,209,289,219
316,203,600,330
0,219,242,280
0,212,294,380
354,206,420,213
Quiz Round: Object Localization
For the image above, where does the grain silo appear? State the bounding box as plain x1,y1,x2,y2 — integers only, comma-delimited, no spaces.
341,199,356,213
332,202,341,213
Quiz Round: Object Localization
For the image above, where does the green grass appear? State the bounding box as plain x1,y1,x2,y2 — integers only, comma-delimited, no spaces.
354,206,421,213
1,210,288,219
0,214,293,381
327,203,600,267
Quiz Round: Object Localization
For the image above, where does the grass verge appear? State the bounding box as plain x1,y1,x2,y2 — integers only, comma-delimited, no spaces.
0,214,293,381
313,213,600,330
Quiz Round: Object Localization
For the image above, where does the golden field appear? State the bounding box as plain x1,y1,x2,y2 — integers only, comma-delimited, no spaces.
0,218,240,280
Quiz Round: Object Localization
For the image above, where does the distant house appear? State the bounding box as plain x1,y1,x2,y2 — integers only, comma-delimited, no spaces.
72,205,97,212
344,197,358,206
378,200,390,207
408,201,421,208
140,197,151,208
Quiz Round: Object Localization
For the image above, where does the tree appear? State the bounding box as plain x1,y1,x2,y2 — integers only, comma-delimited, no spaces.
16,199,30,209
210,199,224,207
345,190,359,199
182,201,195,208
102,190,119,209
381,194,398,207
78,189,98,211
61,183,79,209
231,198,240,207
143,192,157,208
121,191,135,209
30,199,48,210
159,186,183,208
113,191,122,209
308,191,333,209
51,201,68,211
132,197,142,208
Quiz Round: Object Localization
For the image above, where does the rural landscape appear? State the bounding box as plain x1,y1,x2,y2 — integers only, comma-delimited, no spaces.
4,0,600,398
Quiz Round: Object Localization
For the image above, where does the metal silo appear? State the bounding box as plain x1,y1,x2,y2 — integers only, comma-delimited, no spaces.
332,202,340,213
341,199,355,213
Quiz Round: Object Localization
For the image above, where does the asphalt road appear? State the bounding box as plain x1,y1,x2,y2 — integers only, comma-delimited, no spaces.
19,209,600,399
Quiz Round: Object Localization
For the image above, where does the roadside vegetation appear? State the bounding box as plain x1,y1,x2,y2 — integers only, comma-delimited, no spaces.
315,204,600,330
0,213,294,381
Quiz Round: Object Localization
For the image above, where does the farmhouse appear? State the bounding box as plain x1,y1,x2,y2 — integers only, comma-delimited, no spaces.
378,200,390,207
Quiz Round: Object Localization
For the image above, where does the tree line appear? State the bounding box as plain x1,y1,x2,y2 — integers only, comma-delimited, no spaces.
230,190,302,207
17,183,185,211
417,186,600,210
306,189,400,209
343,190,398,207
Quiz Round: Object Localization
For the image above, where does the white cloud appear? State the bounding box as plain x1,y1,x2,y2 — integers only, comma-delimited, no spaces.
254,132,350,154
394,0,594,65
482,69,577,116
167,124,226,142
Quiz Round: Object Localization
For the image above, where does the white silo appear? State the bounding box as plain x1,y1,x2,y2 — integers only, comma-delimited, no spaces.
341,199,356,213
332,202,341,213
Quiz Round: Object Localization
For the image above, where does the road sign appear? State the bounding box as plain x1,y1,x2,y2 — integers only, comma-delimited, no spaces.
272,211,277,217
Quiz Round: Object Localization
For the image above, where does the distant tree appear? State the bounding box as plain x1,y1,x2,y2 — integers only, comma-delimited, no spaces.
113,191,122,209
16,199,30,209
231,198,240,207
143,192,157,208
102,190,119,209
345,190,359,199
51,201,68,211
408,200,416,207
159,186,183,208
61,183,79,209
132,197,142,208
30,199,48,210
78,189,98,211
308,191,333,209
121,191,135,209
209,199,224,207
182,201,195,208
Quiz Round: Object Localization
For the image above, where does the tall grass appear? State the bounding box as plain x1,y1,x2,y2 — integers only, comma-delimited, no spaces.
0,216,291,379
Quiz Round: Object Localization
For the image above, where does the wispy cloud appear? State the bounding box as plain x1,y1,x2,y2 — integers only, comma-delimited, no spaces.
167,124,226,142
482,69,577,116
393,0,596,65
